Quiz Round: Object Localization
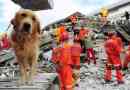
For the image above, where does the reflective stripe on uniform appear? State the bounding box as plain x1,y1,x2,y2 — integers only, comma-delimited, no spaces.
65,85,73,88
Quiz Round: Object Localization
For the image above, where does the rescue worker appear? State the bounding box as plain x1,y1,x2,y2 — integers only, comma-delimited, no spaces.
100,7,109,26
52,31,73,90
71,38,81,86
111,32,123,52
78,26,89,53
69,15,77,25
99,7,109,34
123,44,130,70
69,15,78,34
84,30,96,65
104,32,124,84
1,32,10,49
54,24,66,44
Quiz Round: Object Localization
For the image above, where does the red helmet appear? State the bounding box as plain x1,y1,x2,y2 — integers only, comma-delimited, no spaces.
60,31,69,42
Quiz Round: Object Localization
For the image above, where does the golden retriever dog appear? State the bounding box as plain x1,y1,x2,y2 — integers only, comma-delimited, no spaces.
10,9,41,85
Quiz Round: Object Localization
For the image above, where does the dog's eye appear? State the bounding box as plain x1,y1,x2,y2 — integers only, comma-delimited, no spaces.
21,13,27,17
32,16,36,21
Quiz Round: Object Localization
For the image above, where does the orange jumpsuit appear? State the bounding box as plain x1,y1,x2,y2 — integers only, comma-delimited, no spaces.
59,43,73,90
59,26,66,39
104,38,123,82
71,42,81,69
112,36,123,52
51,43,73,90
123,45,130,69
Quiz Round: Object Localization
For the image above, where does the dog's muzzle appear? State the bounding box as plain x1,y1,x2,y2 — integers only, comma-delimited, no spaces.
22,22,31,33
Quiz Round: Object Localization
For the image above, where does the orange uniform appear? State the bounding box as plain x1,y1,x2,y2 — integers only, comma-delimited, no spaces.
79,28,88,40
51,43,73,90
59,25,66,39
59,43,73,90
71,42,81,86
52,30,73,90
55,25,66,43
112,36,123,52
71,42,81,69
104,38,123,83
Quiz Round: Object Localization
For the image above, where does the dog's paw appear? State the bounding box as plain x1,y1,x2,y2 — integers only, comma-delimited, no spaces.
16,82,24,87
16,79,26,86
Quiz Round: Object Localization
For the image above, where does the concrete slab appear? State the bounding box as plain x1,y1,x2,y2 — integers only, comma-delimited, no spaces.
0,73,57,90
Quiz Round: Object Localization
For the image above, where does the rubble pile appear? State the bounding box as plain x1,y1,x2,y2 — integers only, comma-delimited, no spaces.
78,38,130,90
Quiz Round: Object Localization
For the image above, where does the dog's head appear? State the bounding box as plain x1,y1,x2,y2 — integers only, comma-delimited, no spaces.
11,9,41,35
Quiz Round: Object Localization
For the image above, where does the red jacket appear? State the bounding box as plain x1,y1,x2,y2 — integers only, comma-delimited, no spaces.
105,39,121,56
112,36,123,52
1,35,10,49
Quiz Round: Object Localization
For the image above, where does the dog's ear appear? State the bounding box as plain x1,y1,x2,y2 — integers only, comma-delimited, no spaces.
11,18,17,30
11,19,15,26
37,21,41,34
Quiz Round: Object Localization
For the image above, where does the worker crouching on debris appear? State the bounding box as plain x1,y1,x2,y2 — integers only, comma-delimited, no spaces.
84,30,96,65
52,31,73,90
104,32,124,84
71,37,81,86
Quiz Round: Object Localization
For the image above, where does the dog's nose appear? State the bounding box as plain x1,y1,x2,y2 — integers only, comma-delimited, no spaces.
23,23,31,32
